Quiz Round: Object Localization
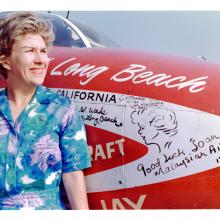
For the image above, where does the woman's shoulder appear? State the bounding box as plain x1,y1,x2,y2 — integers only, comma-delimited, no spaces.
41,86,73,107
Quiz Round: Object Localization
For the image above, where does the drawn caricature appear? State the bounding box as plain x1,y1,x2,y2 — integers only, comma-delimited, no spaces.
131,107,178,153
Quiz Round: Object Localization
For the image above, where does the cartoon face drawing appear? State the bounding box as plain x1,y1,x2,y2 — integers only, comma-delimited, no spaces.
131,107,178,153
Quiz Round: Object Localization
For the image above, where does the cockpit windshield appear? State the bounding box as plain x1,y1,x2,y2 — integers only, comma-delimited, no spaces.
42,13,87,48
42,12,119,48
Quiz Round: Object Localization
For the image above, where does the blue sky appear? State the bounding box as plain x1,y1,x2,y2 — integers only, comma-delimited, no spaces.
53,11,220,64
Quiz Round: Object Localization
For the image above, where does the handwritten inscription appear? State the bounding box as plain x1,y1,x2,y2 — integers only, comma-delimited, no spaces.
137,150,208,177
119,95,164,110
137,134,220,178
137,158,161,176
88,106,107,115
209,145,220,154
50,58,208,93
81,114,122,127
79,105,123,127
163,148,185,163
155,152,207,176
190,134,220,152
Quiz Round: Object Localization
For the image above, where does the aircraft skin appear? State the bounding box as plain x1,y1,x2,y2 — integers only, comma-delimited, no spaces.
1,15,220,209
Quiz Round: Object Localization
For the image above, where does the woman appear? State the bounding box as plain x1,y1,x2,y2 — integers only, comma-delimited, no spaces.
0,11,91,210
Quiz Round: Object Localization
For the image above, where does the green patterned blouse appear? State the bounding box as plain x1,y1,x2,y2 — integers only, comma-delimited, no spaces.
0,86,91,209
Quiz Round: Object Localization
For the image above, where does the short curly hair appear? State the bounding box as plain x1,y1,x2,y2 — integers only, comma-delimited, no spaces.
0,11,55,79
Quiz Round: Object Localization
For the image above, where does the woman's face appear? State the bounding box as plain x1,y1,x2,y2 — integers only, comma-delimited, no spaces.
6,33,49,88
